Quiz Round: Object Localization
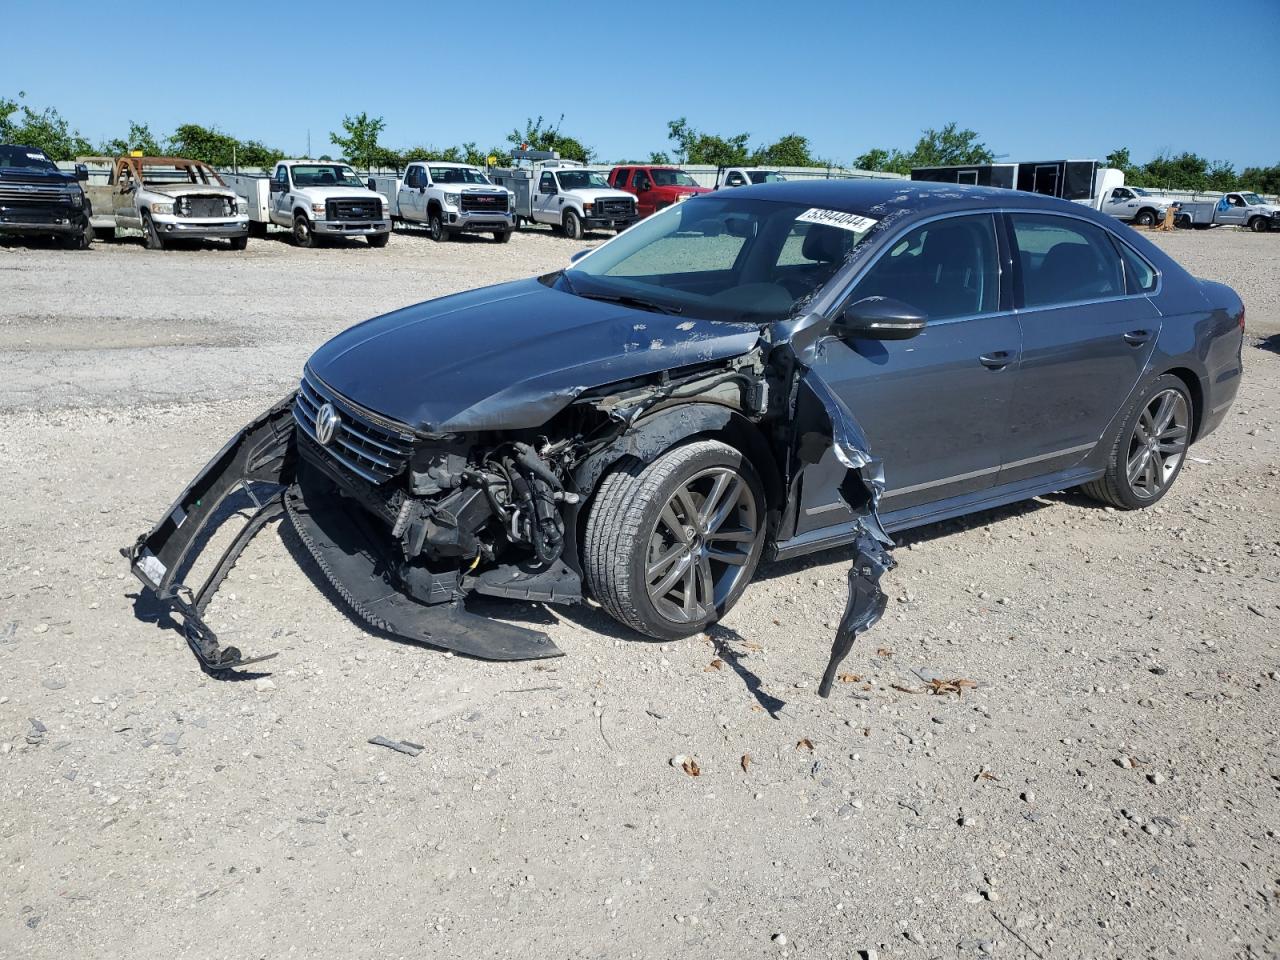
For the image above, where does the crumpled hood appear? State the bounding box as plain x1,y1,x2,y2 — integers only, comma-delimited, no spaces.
147,183,237,198
306,278,761,433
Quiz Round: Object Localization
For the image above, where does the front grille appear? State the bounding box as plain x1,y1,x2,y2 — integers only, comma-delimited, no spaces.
0,186,74,203
0,204,69,224
460,192,508,213
327,198,379,221
293,372,415,486
178,195,230,218
596,198,633,217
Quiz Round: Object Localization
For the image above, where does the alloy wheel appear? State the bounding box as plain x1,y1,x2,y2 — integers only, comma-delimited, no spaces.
1126,388,1189,500
644,466,759,624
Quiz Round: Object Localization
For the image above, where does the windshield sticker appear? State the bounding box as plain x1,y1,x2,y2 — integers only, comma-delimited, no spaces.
797,208,878,233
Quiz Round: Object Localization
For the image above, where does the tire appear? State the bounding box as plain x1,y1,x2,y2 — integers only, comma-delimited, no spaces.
493,229,512,243
1133,209,1157,227
584,440,767,641
1248,216,1270,233
292,214,316,248
248,221,268,239
367,231,390,248
142,212,165,250
60,217,92,250
428,211,450,242
229,235,248,251
562,209,583,241
1080,374,1194,510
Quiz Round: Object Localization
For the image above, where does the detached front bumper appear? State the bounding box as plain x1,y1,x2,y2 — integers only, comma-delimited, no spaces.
125,396,560,672
152,215,250,239
314,218,392,236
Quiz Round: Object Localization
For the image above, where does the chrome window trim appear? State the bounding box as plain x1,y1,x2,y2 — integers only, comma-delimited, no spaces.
826,205,1163,326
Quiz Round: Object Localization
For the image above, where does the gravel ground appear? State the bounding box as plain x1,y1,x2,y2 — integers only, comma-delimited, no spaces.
1,224,1277,960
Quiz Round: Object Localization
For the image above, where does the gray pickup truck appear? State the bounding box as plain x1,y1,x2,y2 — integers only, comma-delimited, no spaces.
1177,191,1279,232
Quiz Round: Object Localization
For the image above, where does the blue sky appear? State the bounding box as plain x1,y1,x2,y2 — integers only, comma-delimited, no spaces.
3,0,1277,169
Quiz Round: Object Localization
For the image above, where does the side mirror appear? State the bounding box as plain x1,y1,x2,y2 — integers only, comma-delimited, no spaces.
367,177,377,191
75,163,89,182
831,297,927,341
269,180,284,193
569,248,590,264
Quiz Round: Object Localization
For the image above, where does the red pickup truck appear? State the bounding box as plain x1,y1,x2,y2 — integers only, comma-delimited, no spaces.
607,165,711,217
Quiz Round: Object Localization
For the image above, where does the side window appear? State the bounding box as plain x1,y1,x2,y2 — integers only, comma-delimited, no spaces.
634,171,651,191
1010,214,1125,307
1113,237,1158,294
613,169,630,188
1112,188,1130,201
273,166,288,187
539,172,556,193
726,171,746,186
851,215,1000,321
1228,194,1244,208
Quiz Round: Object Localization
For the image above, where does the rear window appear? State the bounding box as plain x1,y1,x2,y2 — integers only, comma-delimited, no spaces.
1010,214,1125,307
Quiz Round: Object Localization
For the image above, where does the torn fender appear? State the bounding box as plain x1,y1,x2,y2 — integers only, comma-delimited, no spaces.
795,370,896,697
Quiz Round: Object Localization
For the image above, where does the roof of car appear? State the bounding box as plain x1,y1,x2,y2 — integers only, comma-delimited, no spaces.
725,178,1086,219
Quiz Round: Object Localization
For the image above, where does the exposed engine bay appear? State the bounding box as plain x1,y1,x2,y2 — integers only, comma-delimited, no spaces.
125,324,894,695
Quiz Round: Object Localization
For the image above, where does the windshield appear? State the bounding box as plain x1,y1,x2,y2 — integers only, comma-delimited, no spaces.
138,162,222,186
429,166,492,185
650,168,698,187
557,170,610,190
0,145,58,172
290,164,365,188
748,171,786,184
1242,193,1265,205
1131,187,1151,196
558,196,878,323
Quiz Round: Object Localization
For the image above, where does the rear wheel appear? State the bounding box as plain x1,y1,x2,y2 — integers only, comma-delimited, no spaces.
584,440,766,640
1248,216,1270,233
142,212,165,250
292,214,316,248
1133,208,1157,227
367,231,390,248
562,209,583,241
1081,374,1193,509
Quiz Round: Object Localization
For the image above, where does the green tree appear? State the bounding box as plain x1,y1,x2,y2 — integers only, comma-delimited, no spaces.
752,133,814,167
1104,147,1143,183
1140,151,1213,191
98,121,164,157
1239,163,1280,195
168,123,283,168
506,116,594,163
665,117,750,166
0,92,92,160
647,150,671,164
855,122,992,175
330,112,387,171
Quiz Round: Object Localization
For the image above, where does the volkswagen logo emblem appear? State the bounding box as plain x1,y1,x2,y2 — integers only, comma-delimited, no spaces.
314,403,341,446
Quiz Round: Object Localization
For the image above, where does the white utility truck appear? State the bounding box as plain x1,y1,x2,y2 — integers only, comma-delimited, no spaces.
490,154,638,240
1176,191,1279,232
369,162,515,242
224,160,391,247
715,167,788,188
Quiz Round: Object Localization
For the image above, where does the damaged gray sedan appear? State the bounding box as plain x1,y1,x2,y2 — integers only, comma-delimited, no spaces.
126,180,1244,693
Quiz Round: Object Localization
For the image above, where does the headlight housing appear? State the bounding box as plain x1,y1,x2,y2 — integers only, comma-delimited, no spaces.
152,202,174,215
444,192,462,207
311,202,327,215
583,202,593,213
69,192,83,209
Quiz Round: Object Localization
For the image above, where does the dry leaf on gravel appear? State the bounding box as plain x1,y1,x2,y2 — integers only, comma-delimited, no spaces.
926,678,978,697
876,647,894,658
837,673,862,683
974,769,1000,782
796,738,815,752
706,658,723,671
741,754,751,773
671,755,701,777
891,683,923,694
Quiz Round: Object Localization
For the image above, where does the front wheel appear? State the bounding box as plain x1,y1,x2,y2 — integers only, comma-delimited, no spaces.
142,212,165,250
428,212,450,242
1081,374,1193,509
367,231,389,248
229,235,249,251
292,214,316,248
493,229,512,243
562,209,583,241
1133,209,1157,227
584,440,766,640
1249,216,1271,233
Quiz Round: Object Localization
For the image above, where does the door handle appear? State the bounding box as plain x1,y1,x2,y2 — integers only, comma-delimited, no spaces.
1123,329,1152,346
979,351,1012,369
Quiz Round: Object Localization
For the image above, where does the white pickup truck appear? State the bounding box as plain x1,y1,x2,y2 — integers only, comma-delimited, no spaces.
490,160,638,239
369,162,514,242
224,161,391,248
1176,191,1279,232
715,167,788,188
83,155,249,250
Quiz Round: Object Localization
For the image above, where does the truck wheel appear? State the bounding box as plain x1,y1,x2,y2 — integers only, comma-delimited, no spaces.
583,441,767,641
229,236,249,251
1133,209,1157,227
248,222,268,239
1248,216,1270,233
367,231,390,248
142,212,166,251
562,210,584,241
493,229,512,243
428,212,451,242
292,214,317,248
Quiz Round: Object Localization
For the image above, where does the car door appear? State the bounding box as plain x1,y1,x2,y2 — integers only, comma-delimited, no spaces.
998,212,1161,487
1218,194,1248,225
533,171,561,223
400,164,421,220
269,165,291,224
797,212,1020,531
113,160,138,225
633,169,654,216
1102,187,1132,219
